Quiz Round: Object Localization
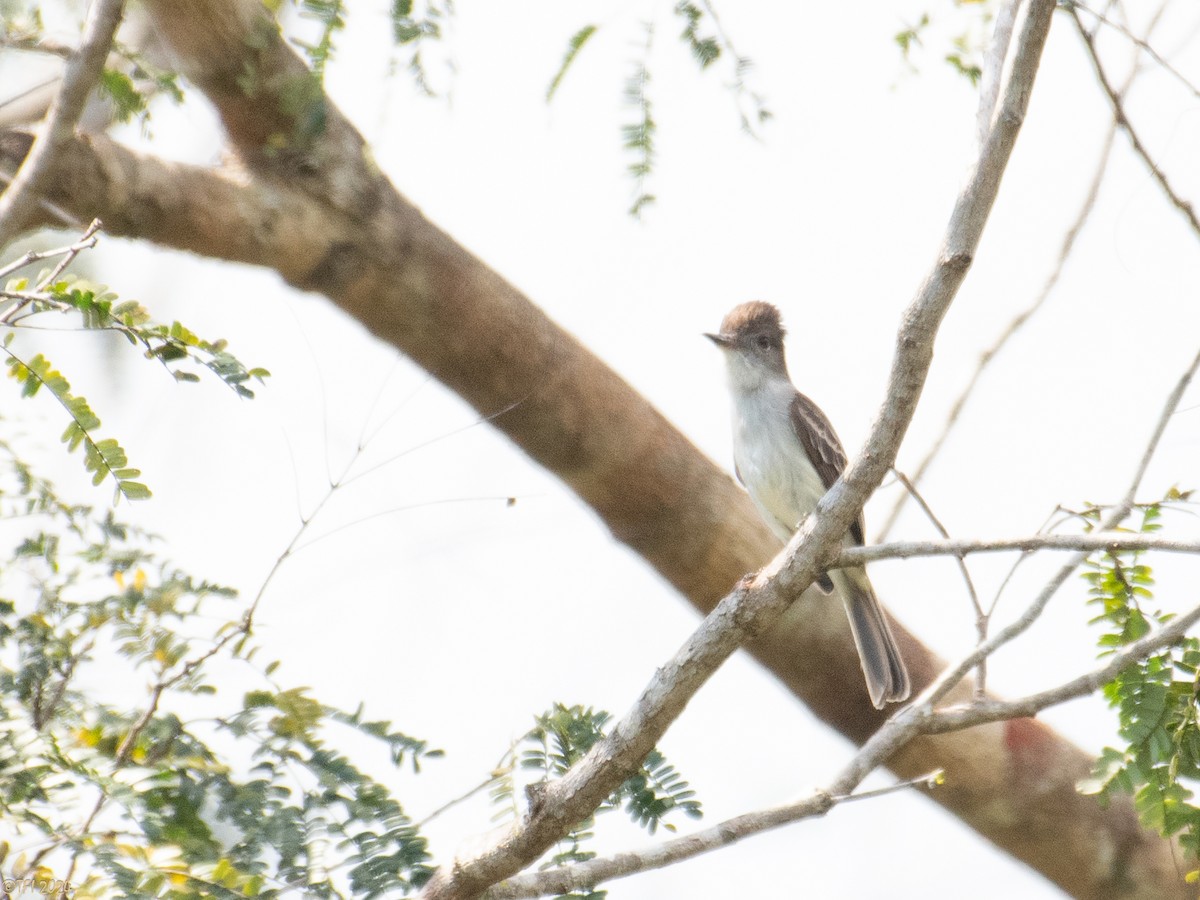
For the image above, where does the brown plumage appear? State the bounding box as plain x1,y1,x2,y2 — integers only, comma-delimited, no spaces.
708,301,911,709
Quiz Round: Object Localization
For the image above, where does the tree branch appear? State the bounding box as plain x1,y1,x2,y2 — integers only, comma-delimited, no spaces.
423,2,1058,896
0,0,123,246
2,0,1189,894
923,598,1200,733
1070,5,1200,236
505,572,1200,900
484,770,942,899
1073,1,1200,101
876,0,1168,540
923,341,1200,709
836,531,1200,567
976,0,1021,147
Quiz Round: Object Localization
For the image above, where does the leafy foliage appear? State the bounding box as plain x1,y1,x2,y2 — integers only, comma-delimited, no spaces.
292,0,347,80
1076,490,1200,879
389,0,455,97
893,0,988,86
1,238,267,502
506,703,702,898
96,56,185,130
0,440,441,896
895,14,931,60
543,4,768,215
675,2,721,70
3,342,149,502
0,7,183,129
547,25,598,103
623,24,658,219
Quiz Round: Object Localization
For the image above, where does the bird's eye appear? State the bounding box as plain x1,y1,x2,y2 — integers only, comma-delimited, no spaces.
754,334,772,350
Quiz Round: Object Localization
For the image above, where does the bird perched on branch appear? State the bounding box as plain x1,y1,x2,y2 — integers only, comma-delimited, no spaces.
707,301,910,709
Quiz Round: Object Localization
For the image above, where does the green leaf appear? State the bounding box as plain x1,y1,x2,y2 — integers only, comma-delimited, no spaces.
547,25,598,102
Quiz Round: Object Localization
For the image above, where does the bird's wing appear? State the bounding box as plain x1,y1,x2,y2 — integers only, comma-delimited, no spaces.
790,391,865,546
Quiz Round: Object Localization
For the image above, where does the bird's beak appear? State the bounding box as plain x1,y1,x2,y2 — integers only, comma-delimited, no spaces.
704,332,733,348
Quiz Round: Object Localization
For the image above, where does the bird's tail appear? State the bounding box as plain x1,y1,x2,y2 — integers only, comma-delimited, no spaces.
836,568,911,710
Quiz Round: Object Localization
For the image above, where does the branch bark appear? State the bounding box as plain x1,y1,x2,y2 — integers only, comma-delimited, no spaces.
0,1,1189,896
0,0,123,245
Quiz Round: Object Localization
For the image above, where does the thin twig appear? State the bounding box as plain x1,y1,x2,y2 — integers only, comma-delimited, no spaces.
874,123,1115,539
1072,1,1200,101
836,532,1200,567
986,504,1075,618
0,220,100,281
417,771,509,830
876,0,1166,541
890,470,987,695
919,342,1200,707
0,0,125,247
0,218,102,322
1119,353,1200,511
923,598,1200,733
888,470,982,611
0,35,76,59
483,769,942,899
39,218,102,285
1070,6,1200,235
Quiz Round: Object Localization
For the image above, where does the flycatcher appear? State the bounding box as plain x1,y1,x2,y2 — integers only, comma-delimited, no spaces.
706,301,911,709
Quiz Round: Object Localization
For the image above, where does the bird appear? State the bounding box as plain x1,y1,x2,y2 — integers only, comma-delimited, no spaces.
706,300,910,709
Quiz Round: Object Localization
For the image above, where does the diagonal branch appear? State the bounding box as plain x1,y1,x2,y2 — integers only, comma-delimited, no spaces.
876,0,1169,541
1073,1,1200,101
0,0,123,246
923,341,1200,708
976,0,1021,147
1,0,1188,894
874,123,1114,539
923,598,1200,733
421,2,1057,896
501,578,1200,899
484,770,942,899
1070,5,1200,235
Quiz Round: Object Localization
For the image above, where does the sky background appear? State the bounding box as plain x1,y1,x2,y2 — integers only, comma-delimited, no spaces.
6,0,1200,896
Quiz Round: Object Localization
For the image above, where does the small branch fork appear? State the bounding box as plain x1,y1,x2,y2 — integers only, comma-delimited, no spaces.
0,217,102,323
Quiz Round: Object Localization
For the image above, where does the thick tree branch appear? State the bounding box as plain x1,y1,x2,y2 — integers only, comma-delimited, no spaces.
0,0,1189,895
0,0,123,246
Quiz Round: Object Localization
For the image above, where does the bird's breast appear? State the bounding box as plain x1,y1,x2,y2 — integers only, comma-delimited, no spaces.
730,385,827,543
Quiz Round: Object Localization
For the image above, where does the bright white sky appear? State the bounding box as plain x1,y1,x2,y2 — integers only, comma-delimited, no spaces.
7,0,1200,896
